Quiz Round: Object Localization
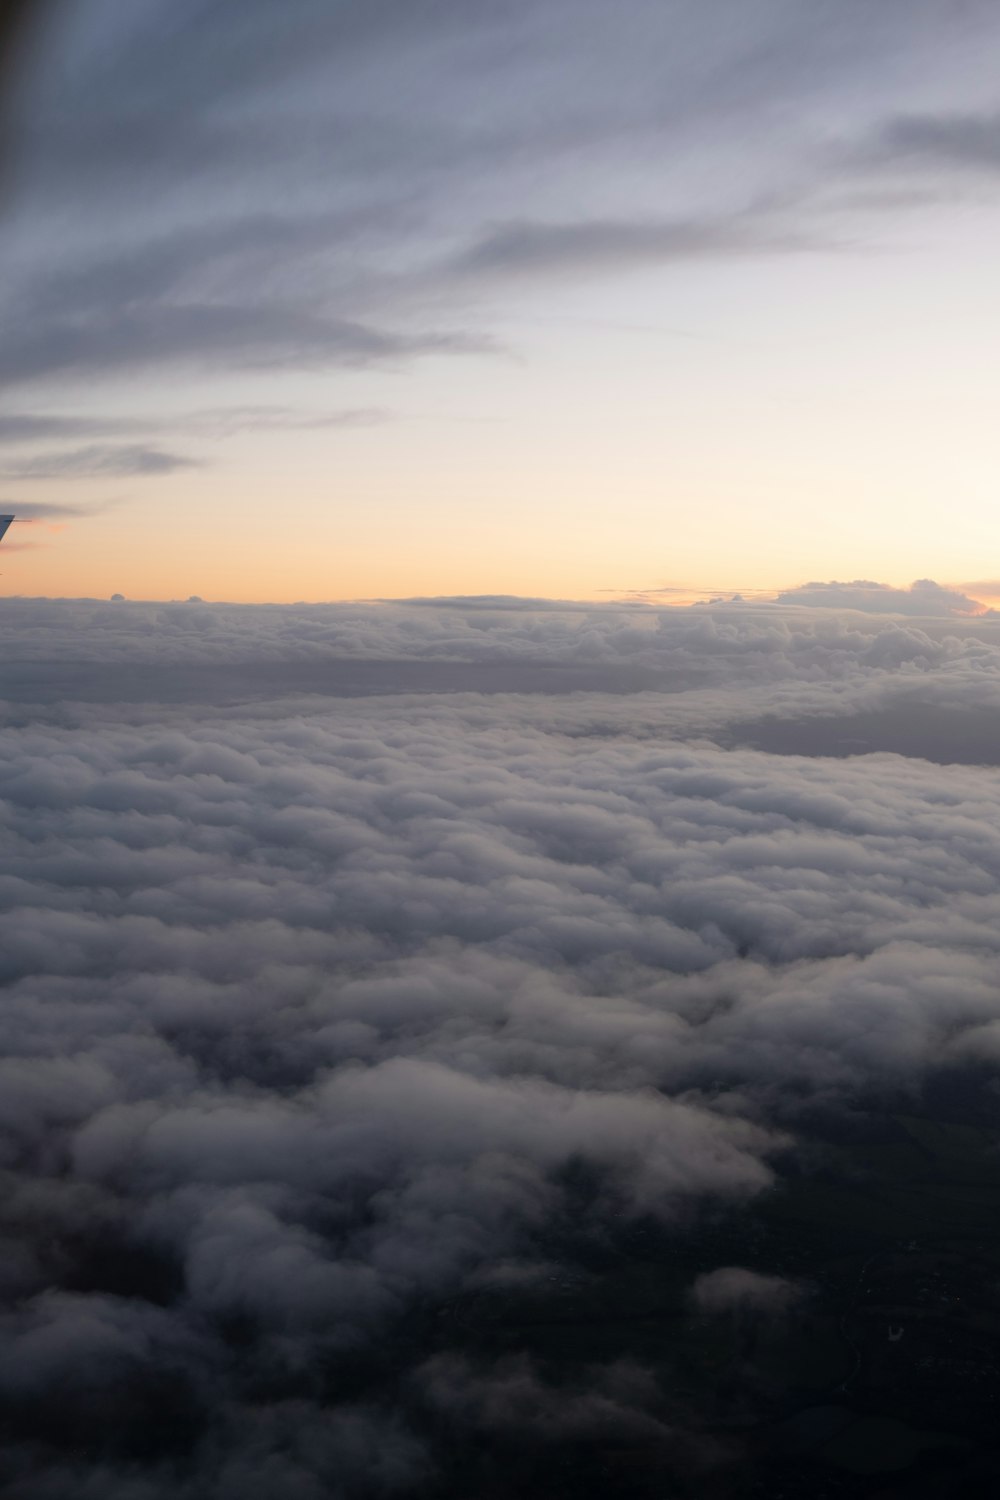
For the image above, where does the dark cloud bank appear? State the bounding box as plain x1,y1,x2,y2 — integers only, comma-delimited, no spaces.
3,598,1000,1495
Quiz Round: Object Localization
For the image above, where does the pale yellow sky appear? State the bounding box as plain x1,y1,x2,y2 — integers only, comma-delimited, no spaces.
7,219,1000,605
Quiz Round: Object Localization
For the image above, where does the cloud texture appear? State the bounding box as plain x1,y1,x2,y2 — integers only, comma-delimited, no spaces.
5,0,1000,409
773,577,988,617
2,598,1000,1492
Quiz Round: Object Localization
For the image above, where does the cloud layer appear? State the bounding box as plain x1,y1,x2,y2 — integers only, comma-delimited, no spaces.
773,577,989,617
3,598,1000,1492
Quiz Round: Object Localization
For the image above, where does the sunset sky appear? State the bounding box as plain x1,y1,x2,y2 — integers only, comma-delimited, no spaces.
11,9,1000,1492
3,0,1000,603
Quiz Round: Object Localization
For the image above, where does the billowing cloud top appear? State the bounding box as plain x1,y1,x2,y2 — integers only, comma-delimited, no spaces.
3,598,1000,1492
773,577,989,616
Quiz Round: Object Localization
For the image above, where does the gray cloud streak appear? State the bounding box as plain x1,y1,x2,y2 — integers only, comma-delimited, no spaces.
0,297,488,390
3,0,997,402
0,443,202,479
865,108,1000,173
0,497,117,521
446,210,826,283
0,406,393,445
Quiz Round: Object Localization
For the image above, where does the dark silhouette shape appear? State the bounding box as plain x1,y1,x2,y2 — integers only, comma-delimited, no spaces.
0,0,41,77
0,0,46,185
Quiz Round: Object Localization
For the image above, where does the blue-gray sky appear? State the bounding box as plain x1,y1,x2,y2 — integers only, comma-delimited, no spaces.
3,0,1000,599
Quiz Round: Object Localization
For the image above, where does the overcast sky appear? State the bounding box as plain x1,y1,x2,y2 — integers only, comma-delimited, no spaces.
3,0,1000,600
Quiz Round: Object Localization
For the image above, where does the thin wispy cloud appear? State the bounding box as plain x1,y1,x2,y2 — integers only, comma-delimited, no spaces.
445,211,825,283
0,444,203,479
3,497,119,521
0,406,393,445
862,108,1000,174
4,0,999,402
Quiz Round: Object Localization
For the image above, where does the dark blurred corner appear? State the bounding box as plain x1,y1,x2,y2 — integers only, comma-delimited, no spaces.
0,0,48,188
0,0,44,79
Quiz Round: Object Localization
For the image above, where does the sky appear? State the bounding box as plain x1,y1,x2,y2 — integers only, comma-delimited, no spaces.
10,10,1000,1489
3,0,1000,602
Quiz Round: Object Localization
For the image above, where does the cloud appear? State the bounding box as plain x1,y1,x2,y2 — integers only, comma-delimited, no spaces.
691,1267,804,1316
416,1353,676,1445
183,405,393,436
6,0,1000,1480
0,291,486,390
6,594,1000,734
0,205,490,391
0,414,121,444
772,577,987,616
0,407,393,445
397,593,594,611
865,109,1000,174
0,499,117,524
2,1,996,402
0,445,201,479
2,599,1000,1487
446,210,821,283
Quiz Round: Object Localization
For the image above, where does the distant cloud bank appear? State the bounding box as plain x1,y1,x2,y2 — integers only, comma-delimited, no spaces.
772,577,990,616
